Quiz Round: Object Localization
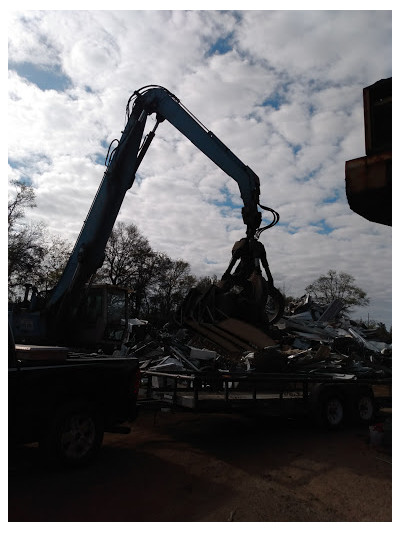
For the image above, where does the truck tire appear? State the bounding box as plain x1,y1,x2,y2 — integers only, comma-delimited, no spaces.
353,389,376,425
317,392,347,429
40,400,104,467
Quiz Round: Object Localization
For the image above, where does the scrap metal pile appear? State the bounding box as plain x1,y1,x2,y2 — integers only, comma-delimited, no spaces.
125,295,391,379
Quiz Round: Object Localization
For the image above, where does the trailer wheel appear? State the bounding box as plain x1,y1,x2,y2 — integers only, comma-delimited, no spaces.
40,400,104,467
353,390,375,425
318,392,346,429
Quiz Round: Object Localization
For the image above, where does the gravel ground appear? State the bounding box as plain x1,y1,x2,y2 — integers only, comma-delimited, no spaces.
8,409,392,522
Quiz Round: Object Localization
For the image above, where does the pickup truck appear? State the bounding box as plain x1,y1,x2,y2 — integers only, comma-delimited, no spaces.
8,328,140,466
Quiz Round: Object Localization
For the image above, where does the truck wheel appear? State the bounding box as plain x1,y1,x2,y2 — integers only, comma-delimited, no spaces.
353,390,375,425
318,393,346,429
40,401,104,467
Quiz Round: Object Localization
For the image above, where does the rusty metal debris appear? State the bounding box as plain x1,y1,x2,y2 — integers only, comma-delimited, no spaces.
125,294,391,380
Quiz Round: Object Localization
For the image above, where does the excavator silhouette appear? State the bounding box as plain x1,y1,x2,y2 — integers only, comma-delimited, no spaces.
10,85,284,349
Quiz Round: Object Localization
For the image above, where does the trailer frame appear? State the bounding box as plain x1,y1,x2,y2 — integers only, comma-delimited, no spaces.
138,369,391,427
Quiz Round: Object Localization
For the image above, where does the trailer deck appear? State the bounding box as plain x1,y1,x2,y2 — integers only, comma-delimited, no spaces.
139,369,391,417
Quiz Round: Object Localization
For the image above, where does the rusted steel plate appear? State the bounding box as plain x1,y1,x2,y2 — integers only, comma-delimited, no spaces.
204,323,253,351
184,319,244,356
185,317,277,355
216,318,277,349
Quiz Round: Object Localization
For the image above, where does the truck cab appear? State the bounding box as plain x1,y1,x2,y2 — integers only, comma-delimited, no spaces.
8,324,141,466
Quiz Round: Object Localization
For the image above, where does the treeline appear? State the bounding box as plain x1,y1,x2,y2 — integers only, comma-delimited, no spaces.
94,221,216,325
9,180,390,335
8,180,214,326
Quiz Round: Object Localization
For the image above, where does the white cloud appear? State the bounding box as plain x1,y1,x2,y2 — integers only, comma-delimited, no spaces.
8,11,61,67
236,10,391,84
8,10,392,326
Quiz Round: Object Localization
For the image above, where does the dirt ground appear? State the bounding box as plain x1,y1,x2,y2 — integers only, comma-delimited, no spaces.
8,409,392,522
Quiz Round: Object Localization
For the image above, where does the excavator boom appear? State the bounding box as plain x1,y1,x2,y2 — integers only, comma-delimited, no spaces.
13,85,280,343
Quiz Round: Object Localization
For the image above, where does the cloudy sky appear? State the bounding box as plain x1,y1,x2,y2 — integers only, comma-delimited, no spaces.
8,8,392,327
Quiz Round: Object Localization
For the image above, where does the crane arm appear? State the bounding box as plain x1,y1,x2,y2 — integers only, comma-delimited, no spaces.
47,85,277,328
133,85,263,232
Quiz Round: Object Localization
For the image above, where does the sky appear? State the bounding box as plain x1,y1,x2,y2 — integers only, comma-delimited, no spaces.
7,7,393,327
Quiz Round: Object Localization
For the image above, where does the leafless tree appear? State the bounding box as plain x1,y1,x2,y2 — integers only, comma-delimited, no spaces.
96,222,159,316
95,221,199,323
305,270,369,312
8,180,45,298
8,180,73,300
146,253,196,324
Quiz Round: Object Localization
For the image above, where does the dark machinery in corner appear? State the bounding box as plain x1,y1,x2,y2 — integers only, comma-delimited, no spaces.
345,77,392,226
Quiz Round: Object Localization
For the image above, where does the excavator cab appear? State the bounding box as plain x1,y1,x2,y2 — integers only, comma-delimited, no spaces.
10,284,129,354
74,284,130,353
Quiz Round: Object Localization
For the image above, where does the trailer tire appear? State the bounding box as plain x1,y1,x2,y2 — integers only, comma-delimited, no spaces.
40,400,104,467
353,389,376,425
317,391,347,429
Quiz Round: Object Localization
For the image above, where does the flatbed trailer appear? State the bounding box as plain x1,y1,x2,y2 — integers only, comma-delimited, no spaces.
138,369,391,428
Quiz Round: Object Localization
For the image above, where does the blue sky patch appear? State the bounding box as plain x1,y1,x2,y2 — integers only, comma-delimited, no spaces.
261,81,291,110
207,34,233,57
9,159,23,170
262,93,284,110
323,194,339,204
9,154,52,185
278,221,299,235
211,186,242,211
311,220,334,234
291,144,302,155
95,139,113,166
9,172,33,187
8,160,33,186
9,61,71,92
93,153,107,167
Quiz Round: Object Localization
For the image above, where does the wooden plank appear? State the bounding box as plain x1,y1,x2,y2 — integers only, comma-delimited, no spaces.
185,320,243,355
216,318,277,349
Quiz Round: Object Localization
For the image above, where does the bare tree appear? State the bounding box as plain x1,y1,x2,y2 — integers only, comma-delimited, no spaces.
305,270,369,311
33,233,73,292
96,221,199,323
8,180,46,299
8,179,36,229
8,180,74,302
98,222,154,287
195,274,219,293
96,222,158,316
146,254,196,324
